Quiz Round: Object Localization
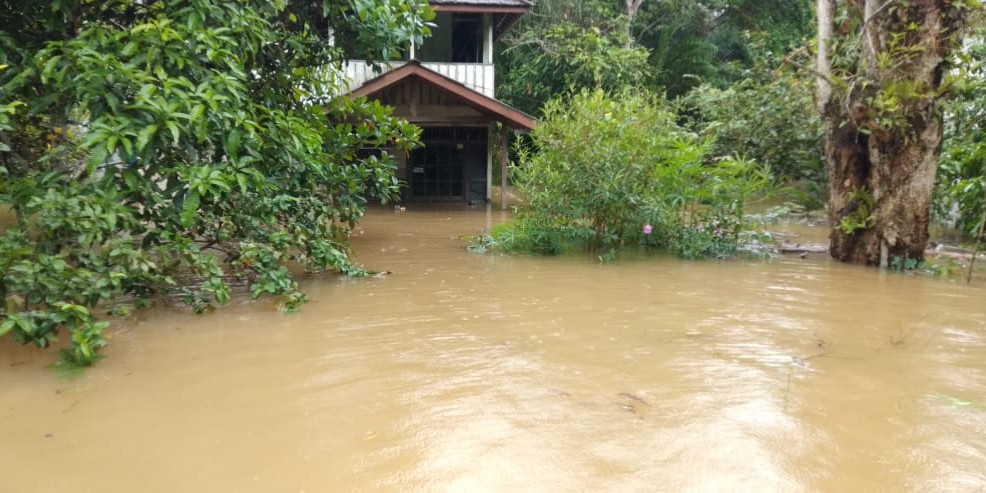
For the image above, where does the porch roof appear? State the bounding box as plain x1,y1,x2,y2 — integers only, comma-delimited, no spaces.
348,60,535,131
428,0,532,39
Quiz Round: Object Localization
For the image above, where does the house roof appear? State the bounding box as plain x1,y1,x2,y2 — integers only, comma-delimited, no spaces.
349,61,535,130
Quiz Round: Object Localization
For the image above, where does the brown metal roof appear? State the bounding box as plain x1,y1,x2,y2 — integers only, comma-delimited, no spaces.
348,61,535,131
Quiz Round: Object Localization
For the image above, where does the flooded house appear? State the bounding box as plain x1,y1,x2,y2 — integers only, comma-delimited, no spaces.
340,0,535,208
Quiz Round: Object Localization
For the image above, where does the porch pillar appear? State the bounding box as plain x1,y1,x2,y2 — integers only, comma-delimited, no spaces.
500,129,509,211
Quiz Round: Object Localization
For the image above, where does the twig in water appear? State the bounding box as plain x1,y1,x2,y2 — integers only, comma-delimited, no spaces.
967,183,986,284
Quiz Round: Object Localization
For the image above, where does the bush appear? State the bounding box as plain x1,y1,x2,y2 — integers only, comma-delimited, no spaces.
492,89,768,259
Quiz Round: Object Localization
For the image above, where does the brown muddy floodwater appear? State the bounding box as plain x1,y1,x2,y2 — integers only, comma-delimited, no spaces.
2,206,986,492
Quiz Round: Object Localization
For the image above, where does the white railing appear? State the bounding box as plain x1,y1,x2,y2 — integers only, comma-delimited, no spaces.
341,60,495,98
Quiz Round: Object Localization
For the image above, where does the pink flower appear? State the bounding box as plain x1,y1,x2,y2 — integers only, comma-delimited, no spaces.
643,224,653,235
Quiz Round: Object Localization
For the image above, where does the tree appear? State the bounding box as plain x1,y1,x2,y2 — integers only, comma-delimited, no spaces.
934,27,986,241
632,0,814,95
496,0,650,115
0,0,430,365
815,0,978,265
677,44,825,187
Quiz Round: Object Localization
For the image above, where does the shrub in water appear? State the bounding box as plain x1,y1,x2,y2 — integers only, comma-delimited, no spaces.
495,89,768,258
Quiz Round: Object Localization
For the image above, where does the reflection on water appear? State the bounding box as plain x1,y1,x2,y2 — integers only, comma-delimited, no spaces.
2,205,985,492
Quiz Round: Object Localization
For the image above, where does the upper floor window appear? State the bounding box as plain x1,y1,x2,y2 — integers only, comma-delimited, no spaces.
418,13,484,63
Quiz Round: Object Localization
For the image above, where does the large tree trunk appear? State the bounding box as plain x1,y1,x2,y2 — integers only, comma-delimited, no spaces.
816,0,968,266
822,104,945,265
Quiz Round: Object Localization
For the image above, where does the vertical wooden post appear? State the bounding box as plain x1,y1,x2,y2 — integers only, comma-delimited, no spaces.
500,129,509,211
486,124,493,202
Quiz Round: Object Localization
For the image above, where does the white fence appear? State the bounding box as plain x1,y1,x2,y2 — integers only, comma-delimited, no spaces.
341,60,495,98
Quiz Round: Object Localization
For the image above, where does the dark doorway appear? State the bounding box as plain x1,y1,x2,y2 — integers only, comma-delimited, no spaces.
410,127,487,201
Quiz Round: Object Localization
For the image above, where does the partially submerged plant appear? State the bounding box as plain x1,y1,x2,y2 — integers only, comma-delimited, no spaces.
483,89,769,260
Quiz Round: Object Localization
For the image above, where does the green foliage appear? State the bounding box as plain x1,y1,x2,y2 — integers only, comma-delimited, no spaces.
497,0,650,116
497,0,815,113
677,48,824,185
0,0,429,366
490,89,768,259
633,0,814,95
838,186,876,235
934,29,986,241
885,255,971,279
889,255,921,272
821,0,978,142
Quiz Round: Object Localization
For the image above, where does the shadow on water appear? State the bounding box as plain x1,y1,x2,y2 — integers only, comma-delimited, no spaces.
1,205,985,492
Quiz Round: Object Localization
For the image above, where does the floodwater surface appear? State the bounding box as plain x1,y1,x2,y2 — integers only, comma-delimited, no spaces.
2,207,985,492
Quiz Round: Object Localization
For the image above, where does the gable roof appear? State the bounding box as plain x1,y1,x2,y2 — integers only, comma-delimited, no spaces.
349,61,534,130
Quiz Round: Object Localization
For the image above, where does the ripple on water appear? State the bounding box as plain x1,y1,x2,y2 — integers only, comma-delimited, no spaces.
1,208,985,491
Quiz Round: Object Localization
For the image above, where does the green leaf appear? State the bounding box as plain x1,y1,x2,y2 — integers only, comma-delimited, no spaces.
123,169,139,190
226,128,241,157
137,124,158,151
0,319,14,337
180,189,200,228
86,147,109,175
166,121,180,145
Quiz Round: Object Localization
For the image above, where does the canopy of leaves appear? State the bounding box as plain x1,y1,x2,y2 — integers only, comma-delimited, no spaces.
497,0,814,113
0,0,431,365
496,0,649,116
633,0,813,95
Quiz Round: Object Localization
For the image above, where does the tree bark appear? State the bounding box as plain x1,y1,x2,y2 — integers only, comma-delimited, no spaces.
816,0,968,266
624,0,645,48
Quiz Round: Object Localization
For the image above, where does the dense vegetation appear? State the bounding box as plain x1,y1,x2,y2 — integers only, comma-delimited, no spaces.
494,0,985,264
481,90,767,259
0,0,431,365
935,28,986,241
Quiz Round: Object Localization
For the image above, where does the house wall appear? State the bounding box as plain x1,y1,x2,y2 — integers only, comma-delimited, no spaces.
375,77,494,124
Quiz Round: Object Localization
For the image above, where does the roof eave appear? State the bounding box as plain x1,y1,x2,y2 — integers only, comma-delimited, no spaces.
347,61,535,131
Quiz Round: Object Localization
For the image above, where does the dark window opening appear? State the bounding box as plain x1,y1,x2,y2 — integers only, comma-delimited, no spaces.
452,14,483,63
417,13,484,63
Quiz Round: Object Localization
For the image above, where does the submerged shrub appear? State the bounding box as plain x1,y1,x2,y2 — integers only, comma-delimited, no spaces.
492,89,769,259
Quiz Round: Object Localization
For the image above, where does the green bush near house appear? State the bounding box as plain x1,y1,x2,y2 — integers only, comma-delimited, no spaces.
485,89,769,259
